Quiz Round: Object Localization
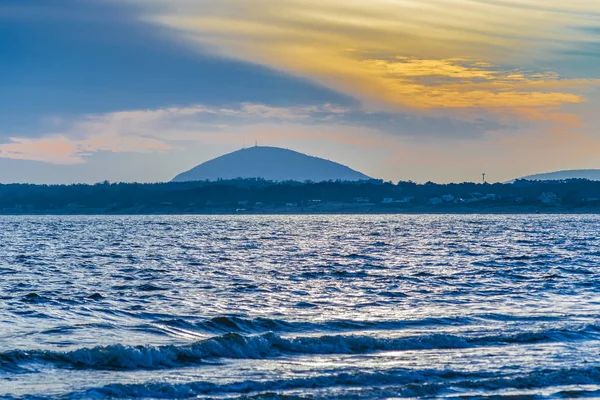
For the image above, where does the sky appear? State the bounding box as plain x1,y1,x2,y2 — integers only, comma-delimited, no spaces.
1,0,599,184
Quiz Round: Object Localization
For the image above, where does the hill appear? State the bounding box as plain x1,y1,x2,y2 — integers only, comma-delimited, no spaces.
172,146,372,182
518,169,600,181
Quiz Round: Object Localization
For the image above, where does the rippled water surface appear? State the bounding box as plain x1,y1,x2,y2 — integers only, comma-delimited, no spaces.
1,215,600,399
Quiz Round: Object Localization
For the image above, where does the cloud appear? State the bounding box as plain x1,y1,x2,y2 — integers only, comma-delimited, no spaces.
2,99,598,183
0,0,354,133
0,103,504,164
0,135,171,164
356,57,587,112
131,0,599,125
4,0,599,184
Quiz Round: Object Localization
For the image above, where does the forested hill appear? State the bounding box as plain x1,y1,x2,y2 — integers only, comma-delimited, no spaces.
516,169,600,182
172,146,372,182
2,178,600,214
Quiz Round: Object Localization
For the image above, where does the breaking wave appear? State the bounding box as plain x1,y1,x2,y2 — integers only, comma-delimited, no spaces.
60,366,600,399
3,324,599,372
155,313,568,335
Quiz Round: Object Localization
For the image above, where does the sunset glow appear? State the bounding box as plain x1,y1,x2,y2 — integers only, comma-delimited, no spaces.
1,0,599,182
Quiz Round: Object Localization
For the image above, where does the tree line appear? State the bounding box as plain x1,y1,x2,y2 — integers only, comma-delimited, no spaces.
0,178,599,212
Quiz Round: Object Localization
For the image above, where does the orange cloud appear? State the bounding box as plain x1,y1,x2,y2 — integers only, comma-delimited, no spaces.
358,57,587,112
0,104,363,164
0,137,82,164
144,0,599,125
0,134,173,164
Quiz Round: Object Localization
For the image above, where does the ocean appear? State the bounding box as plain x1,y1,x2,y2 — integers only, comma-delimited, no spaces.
1,215,599,399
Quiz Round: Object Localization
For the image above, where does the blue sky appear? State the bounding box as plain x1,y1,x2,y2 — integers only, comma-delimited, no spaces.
1,0,599,183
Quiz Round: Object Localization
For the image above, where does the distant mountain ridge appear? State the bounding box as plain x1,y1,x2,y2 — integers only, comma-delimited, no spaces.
172,146,372,183
517,169,600,182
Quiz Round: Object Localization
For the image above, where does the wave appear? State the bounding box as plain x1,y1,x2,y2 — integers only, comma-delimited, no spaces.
2,324,599,372
61,366,600,399
63,368,471,399
156,313,564,335
158,315,472,335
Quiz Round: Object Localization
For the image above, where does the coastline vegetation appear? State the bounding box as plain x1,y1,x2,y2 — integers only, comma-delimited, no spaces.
2,178,600,214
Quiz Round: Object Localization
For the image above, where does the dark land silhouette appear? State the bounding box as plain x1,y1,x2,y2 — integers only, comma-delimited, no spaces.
2,178,600,214
172,146,372,182
516,169,600,182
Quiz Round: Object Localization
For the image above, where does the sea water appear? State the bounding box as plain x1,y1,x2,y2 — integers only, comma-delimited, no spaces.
1,215,599,399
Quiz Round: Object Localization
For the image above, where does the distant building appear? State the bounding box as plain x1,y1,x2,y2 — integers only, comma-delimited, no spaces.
458,193,487,203
285,202,298,207
485,194,497,200
354,197,370,203
382,197,411,204
539,192,558,204
428,197,443,205
459,197,477,204
441,194,455,202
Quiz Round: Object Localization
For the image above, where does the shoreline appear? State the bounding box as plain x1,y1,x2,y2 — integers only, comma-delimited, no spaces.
3,178,600,217
2,208,600,216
